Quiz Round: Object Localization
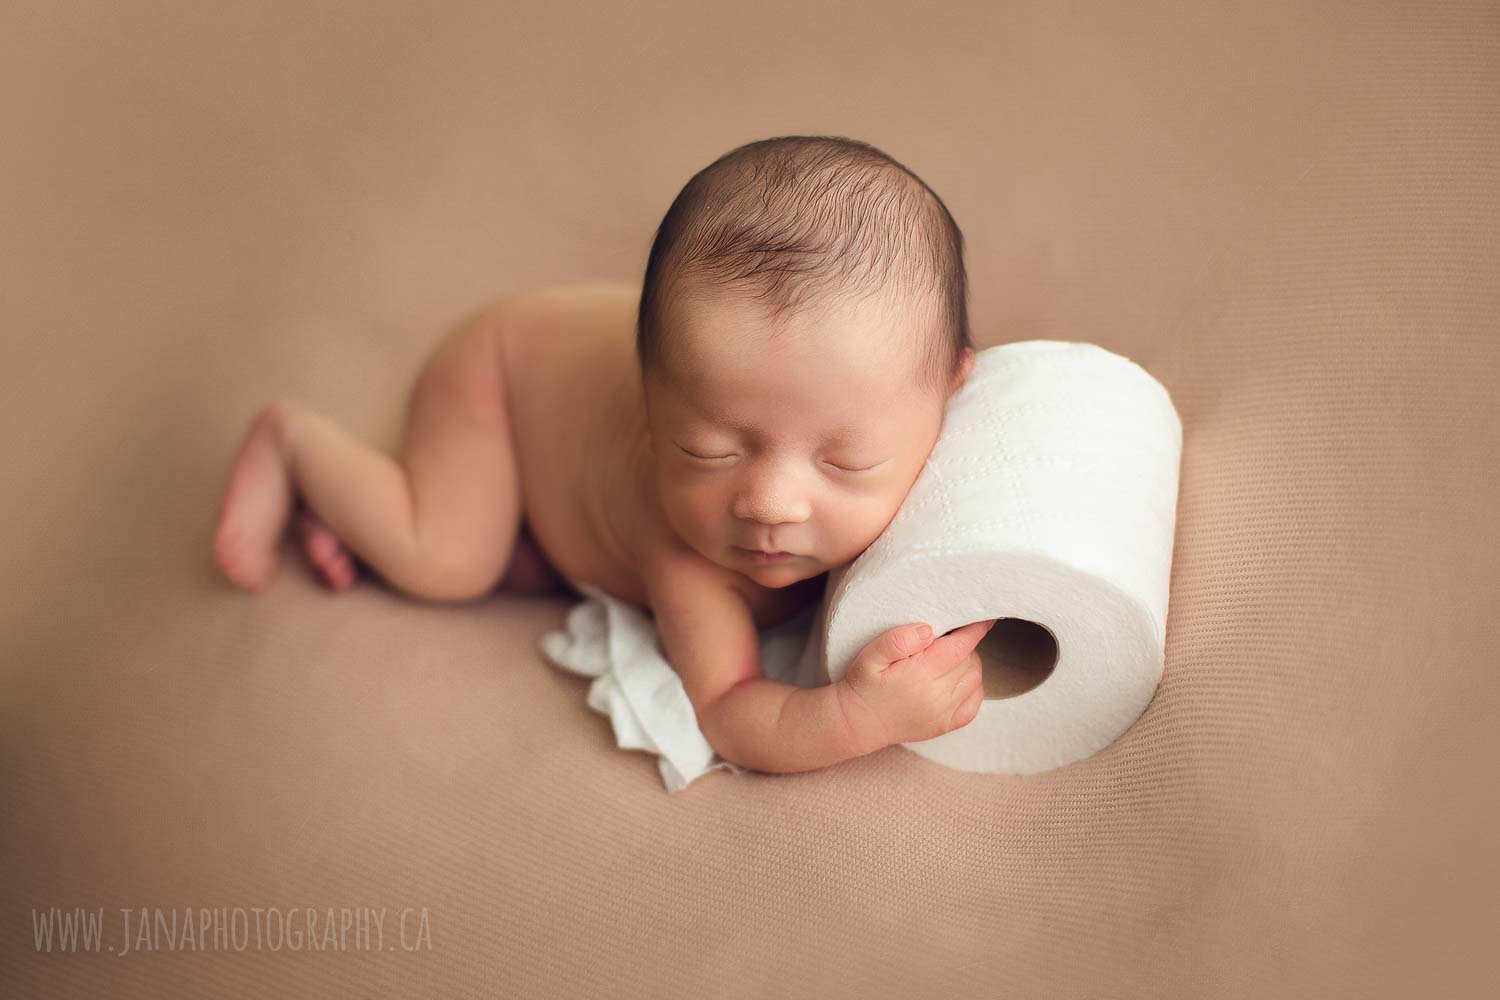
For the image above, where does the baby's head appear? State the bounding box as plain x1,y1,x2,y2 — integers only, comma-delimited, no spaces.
635,135,975,587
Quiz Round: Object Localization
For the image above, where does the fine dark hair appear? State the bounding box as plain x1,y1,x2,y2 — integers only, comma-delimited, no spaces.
635,135,972,397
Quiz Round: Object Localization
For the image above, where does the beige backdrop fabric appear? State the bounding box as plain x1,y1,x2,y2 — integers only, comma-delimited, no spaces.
2,2,1497,997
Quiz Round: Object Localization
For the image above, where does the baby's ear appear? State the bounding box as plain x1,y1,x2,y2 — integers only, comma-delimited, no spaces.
949,347,977,398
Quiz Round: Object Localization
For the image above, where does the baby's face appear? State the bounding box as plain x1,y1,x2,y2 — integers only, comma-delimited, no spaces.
644,288,961,588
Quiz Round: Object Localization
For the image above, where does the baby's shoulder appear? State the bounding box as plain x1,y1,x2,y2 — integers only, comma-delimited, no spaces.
639,534,824,631
636,530,743,606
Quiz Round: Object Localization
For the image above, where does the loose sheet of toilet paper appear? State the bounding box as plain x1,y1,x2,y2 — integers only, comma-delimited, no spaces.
540,339,1181,787
539,580,818,792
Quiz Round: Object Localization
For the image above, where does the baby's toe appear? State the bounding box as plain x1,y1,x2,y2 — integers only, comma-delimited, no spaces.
214,529,275,591
322,549,358,591
296,510,358,591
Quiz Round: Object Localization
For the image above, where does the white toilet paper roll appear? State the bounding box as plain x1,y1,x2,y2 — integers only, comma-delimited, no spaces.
811,340,1183,774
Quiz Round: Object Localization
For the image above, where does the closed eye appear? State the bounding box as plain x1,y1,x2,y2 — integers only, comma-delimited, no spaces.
676,444,733,462
823,458,886,473
675,442,885,472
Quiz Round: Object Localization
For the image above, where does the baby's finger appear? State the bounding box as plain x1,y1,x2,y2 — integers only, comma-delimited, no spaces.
935,618,998,658
951,685,985,730
918,620,994,677
860,622,936,670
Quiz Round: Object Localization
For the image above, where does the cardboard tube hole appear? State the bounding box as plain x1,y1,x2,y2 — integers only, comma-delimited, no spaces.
975,618,1058,699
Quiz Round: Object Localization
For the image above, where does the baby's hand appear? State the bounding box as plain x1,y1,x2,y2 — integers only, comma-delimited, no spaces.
837,619,997,750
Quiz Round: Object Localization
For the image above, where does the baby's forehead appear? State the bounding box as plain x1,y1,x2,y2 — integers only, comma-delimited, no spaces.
669,335,918,411
669,286,923,371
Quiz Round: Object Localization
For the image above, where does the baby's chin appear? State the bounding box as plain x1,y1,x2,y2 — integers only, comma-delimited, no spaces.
741,565,807,588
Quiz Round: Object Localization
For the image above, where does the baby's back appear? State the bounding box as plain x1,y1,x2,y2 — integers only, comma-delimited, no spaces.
501,282,656,607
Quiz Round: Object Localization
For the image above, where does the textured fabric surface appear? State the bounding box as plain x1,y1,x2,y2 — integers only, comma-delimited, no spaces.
2,2,1496,997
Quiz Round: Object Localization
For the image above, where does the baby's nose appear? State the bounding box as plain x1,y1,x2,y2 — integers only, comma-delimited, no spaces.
733,491,809,524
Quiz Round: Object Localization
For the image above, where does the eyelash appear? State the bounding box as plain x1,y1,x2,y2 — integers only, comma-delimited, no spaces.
677,445,877,473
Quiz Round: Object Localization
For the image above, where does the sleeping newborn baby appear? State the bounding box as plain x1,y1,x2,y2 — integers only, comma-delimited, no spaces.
213,134,997,776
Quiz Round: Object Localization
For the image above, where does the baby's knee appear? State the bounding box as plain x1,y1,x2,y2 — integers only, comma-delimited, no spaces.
388,541,505,604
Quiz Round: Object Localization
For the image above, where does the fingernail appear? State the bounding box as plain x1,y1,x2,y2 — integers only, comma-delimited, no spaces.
916,624,933,640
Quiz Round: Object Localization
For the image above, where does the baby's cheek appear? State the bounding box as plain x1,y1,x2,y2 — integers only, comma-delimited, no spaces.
664,479,719,525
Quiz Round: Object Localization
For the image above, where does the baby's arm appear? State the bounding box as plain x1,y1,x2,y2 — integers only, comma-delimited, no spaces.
644,557,883,774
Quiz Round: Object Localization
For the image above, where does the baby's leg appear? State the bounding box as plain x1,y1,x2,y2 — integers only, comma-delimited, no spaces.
213,299,522,602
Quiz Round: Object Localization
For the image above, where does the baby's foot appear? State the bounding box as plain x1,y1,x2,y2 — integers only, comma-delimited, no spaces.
213,401,294,591
295,508,358,592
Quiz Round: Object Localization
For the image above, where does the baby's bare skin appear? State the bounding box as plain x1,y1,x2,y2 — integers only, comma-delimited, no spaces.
213,280,984,774
213,282,814,623
498,282,826,627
